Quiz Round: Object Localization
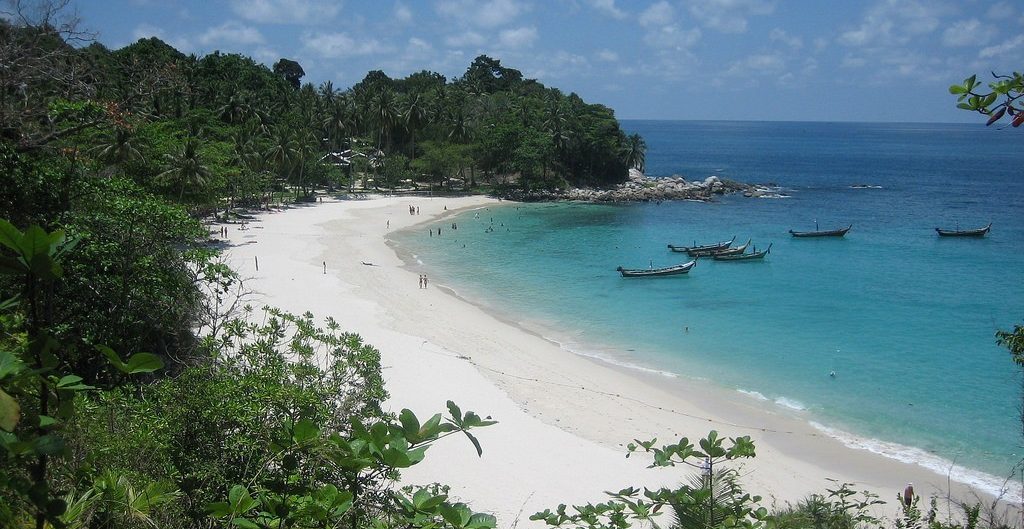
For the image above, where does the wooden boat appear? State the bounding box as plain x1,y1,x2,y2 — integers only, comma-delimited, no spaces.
667,236,734,253
616,259,697,277
789,223,851,238
713,243,772,261
688,238,750,257
935,222,991,237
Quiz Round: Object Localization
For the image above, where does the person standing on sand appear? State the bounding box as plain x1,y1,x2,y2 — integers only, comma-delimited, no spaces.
423,274,428,288
386,220,390,229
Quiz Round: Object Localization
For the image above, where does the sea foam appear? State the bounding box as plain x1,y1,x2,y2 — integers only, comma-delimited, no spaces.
810,421,1023,503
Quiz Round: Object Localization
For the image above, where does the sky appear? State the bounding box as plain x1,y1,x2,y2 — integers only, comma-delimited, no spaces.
65,0,1024,122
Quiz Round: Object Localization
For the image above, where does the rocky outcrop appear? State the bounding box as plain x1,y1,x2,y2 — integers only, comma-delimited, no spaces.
499,169,755,202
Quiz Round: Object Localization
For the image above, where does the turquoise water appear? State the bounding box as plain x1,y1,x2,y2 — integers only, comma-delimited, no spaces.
393,121,1024,493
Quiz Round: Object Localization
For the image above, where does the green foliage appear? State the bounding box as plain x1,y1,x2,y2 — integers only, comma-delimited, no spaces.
273,58,306,89
0,220,162,529
55,177,211,374
205,404,496,529
949,72,1024,126
996,325,1024,367
768,481,883,529
533,431,762,529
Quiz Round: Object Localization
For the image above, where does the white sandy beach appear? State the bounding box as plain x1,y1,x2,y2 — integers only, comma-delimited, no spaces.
220,195,1007,527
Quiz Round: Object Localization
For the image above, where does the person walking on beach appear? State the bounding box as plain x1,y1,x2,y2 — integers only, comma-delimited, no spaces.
416,206,420,215
423,274,428,288
386,220,390,229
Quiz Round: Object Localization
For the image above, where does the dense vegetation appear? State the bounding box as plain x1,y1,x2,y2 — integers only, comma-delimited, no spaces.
0,2,1020,528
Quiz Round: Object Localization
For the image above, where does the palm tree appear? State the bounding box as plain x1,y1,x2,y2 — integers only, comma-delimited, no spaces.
322,102,350,152
266,128,298,180
91,127,143,177
403,91,429,160
158,137,210,203
217,92,252,124
622,133,647,173
289,128,319,198
318,81,337,106
368,88,399,150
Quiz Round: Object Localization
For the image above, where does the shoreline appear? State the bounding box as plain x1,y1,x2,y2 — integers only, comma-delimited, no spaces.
221,195,1017,527
395,245,1021,506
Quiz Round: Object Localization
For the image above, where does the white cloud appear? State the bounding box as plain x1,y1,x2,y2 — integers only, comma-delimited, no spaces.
586,0,626,19
435,0,526,28
639,1,674,27
230,0,342,24
839,0,941,47
197,21,265,47
394,2,413,24
942,19,997,47
445,30,486,47
687,0,774,34
644,25,701,49
498,26,538,48
801,57,818,75
596,49,619,62
252,46,280,65
986,2,1016,20
841,55,866,68
301,31,389,58
979,34,1024,58
769,28,802,49
638,1,700,51
722,52,785,77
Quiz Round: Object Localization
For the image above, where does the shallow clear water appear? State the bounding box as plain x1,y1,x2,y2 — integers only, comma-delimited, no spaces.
393,120,1024,491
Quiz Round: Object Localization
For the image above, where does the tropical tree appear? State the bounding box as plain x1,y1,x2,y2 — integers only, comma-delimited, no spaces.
91,126,144,177
622,133,647,173
368,88,400,150
158,136,211,203
322,101,350,152
266,128,298,181
403,91,429,160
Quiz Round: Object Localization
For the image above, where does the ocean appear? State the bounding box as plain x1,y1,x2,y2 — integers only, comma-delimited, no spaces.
392,120,1024,496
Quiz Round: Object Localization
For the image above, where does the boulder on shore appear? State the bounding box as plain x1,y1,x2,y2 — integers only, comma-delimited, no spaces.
499,172,754,203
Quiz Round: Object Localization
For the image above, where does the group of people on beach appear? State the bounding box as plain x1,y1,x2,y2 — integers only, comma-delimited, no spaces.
408,205,420,215
418,274,429,289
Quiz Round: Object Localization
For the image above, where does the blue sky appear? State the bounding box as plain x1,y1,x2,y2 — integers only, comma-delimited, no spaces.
75,0,1023,122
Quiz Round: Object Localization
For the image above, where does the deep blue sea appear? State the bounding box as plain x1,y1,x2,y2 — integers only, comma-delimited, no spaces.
393,121,1024,494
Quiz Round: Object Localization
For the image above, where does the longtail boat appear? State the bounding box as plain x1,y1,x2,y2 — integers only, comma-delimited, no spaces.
935,222,991,237
689,238,750,257
713,243,772,261
789,223,851,238
667,236,734,253
616,259,697,277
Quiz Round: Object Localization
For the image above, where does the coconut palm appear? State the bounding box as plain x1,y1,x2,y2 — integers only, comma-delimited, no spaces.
319,80,337,106
158,136,210,202
266,128,298,180
622,133,647,173
322,101,350,152
91,127,144,177
403,91,429,159
368,88,399,150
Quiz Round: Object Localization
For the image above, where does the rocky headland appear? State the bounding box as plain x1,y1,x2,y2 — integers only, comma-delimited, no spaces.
500,169,783,202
